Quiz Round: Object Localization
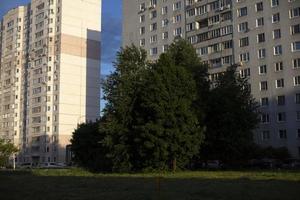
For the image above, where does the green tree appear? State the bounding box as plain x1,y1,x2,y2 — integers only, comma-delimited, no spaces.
0,139,18,167
130,53,204,171
102,42,205,172
101,45,149,172
71,120,111,172
166,39,210,126
202,65,260,163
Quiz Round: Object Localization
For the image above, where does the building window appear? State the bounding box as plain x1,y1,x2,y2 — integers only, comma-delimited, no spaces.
273,29,281,39
162,32,168,40
139,15,145,23
256,2,263,12
197,47,207,56
240,52,250,62
294,58,300,69
296,93,300,104
256,17,264,27
238,22,248,32
258,49,266,59
186,22,196,31
139,39,145,46
149,0,157,7
150,35,157,44
140,27,145,35
223,40,233,49
174,27,182,37
173,2,182,11
291,41,300,52
275,62,283,71
271,0,279,7
261,97,269,106
162,19,169,27
277,112,286,122
257,33,265,43
297,129,300,138
162,6,168,15
289,7,300,18
294,76,300,86
150,23,157,31
260,81,268,91
162,45,169,53
259,65,267,74
272,13,280,23
276,79,284,88
297,111,300,121
274,45,282,55
173,14,182,23
240,68,250,78
150,47,158,56
139,3,145,11
277,95,285,106
291,24,300,35
237,7,248,17
239,37,249,47
279,130,287,139
261,113,270,123
150,10,157,19
262,131,270,140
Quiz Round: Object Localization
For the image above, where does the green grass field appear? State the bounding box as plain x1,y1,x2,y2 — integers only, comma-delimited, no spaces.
0,169,299,200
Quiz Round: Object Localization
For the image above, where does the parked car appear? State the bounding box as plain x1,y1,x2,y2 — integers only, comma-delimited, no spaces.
38,162,67,169
281,159,300,169
202,160,222,169
18,163,32,169
249,159,282,169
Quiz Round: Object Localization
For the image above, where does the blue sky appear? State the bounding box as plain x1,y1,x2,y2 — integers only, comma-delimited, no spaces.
0,0,122,75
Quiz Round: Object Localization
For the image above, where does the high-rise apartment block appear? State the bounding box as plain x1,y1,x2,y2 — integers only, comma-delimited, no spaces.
123,0,300,158
0,0,101,165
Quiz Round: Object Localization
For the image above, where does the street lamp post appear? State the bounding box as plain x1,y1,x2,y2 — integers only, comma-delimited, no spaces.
13,153,15,170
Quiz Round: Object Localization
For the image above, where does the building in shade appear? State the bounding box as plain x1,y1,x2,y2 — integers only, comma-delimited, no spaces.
0,0,101,165
123,0,300,158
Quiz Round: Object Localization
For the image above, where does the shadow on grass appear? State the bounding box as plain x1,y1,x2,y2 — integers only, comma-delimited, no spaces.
0,170,299,200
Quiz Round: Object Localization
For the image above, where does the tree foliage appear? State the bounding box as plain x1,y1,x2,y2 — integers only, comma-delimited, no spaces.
166,39,210,124
101,43,205,172
101,45,149,172
0,139,18,167
202,65,260,162
128,53,204,170
70,121,111,172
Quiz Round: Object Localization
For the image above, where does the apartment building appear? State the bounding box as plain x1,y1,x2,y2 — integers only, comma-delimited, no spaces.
0,0,101,165
123,0,300,158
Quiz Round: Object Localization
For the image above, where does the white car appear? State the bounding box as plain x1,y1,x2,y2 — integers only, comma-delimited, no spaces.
19,163,33,169
39,163,65,169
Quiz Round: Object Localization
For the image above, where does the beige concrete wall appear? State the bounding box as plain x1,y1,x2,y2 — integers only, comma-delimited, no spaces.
56,0,101,161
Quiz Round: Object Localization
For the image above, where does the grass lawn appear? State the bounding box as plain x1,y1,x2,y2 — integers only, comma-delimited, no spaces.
0,169,299,200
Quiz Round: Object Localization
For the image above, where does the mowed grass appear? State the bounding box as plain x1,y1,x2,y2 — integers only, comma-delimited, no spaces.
0,169,300,200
